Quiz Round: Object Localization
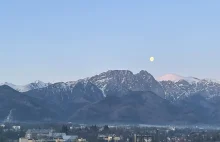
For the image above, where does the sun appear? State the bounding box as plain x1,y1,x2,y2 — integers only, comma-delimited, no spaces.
150,57,154,62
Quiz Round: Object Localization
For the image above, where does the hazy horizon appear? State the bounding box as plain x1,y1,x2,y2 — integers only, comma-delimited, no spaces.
1,0,220,84
0,69,218,86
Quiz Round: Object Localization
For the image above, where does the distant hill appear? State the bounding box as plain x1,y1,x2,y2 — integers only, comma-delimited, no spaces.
69,91,178,124
0,85,59,122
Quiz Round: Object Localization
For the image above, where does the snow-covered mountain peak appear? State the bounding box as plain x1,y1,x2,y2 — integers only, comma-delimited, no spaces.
157,74,200,83
159,74,220,102
157,74,185,82
33,80,44,84
88,69,165,98
0,81,50,92
1,82,16,87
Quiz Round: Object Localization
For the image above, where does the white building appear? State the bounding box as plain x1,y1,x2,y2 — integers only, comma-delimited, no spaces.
0,124,5,128
77,138,87,142
13,126,21,131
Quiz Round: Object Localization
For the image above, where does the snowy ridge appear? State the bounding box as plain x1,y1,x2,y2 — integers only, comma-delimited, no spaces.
2,71,220,103
157,74,200,83
158,74,220,102
0,81,50,92
88,70,165,98
38,70,164,98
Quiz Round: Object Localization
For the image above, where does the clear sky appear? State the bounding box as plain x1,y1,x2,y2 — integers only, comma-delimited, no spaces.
0,0,220,84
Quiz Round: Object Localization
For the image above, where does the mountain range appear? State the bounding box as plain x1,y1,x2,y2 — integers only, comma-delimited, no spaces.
1,70,220,124
0,80,50,92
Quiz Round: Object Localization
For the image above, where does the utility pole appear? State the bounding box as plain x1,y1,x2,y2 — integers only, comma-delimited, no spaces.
155,129,159,142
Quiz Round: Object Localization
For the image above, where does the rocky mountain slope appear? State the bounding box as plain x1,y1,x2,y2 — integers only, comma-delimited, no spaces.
89,70,165,98
158,74,220,102
25,80,104,117
69,91,177,124
0,85,59,122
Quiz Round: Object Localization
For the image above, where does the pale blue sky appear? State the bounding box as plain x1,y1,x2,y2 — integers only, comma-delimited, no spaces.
0,0,220,84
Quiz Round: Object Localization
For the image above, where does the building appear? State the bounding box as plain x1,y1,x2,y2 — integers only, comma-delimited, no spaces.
98,134,121,142
19,138,28,142
19,138,36,142
20,137,66,142
55,138,65,142
48,132,66,138
77,138,87,142
0,124,5,128
133,134,154,142
13,125,21,131
25,129,53,139
22,129,78,142
113,137,121,142
62,135,78,142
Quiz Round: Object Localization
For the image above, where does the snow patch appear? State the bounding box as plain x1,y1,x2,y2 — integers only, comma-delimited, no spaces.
100,84,107,97
0,81,50,92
